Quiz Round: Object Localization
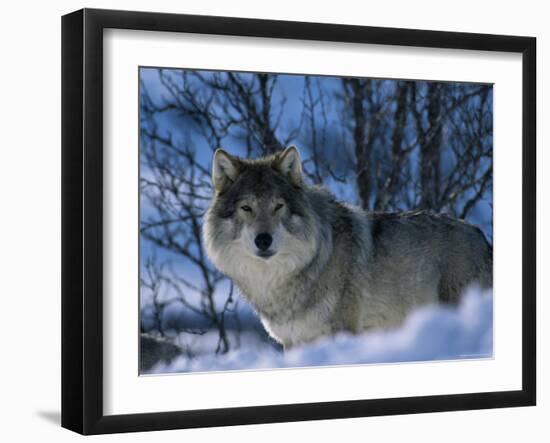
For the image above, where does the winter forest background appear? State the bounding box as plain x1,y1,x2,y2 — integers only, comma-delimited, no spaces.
139,68,493,374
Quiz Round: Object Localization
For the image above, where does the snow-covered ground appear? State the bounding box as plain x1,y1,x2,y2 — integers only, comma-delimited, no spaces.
145,287,493,374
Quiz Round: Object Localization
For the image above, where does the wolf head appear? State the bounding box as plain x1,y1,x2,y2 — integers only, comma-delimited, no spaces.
203,147,327,288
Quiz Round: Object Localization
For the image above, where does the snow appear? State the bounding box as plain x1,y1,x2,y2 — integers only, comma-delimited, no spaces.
145,287,493,374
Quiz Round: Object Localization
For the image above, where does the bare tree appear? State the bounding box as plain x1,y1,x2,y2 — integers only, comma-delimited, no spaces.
337,78,492,222
375,81,410,210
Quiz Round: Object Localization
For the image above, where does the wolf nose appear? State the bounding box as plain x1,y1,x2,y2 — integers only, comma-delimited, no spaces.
255,233,273,251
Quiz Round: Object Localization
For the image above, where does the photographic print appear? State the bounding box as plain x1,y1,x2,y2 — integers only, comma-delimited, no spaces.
139,67,494,375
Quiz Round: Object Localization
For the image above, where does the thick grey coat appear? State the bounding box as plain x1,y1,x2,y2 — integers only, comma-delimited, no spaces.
203,147,492,348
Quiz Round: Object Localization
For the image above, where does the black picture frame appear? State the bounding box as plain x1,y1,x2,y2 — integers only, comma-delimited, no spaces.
61,8,536,435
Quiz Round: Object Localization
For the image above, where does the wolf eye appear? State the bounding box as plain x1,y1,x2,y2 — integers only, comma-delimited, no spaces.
274,203,284,212
240,205,252,212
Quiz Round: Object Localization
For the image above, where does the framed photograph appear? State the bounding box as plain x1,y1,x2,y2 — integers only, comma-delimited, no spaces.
62,8,536,434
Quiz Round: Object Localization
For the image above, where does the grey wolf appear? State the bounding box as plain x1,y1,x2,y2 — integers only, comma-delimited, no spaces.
203,147,493,349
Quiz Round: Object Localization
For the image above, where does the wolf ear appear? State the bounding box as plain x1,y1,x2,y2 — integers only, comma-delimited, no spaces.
212,149,239,192
277,146,302,186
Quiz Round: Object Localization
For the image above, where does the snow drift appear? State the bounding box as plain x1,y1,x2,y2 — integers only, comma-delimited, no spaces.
146,287,493,374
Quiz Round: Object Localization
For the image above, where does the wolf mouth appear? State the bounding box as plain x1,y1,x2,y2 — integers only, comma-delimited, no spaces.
256,251,275,259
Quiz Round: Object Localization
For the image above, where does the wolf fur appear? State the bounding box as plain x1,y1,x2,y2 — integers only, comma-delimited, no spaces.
203,147,493,348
